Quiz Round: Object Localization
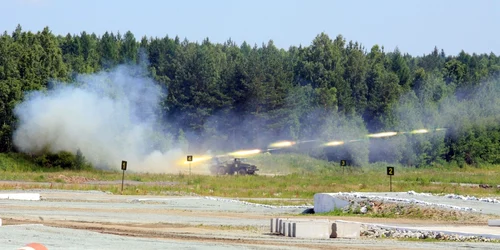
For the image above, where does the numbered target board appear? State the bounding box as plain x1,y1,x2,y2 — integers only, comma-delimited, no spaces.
387,166,394,192
387,166,394,176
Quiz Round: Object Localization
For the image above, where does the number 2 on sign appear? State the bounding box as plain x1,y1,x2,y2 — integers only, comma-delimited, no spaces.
387,166,394,176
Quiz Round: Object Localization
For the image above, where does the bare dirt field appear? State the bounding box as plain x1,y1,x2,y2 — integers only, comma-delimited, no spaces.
1,184,500,250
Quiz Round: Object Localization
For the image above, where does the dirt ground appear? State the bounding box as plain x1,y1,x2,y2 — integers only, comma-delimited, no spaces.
1,183,500,250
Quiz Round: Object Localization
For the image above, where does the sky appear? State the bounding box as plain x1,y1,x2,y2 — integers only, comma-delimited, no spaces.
2,0,499,56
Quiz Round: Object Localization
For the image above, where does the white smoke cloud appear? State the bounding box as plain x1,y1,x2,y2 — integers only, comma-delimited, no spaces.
12,64,184,173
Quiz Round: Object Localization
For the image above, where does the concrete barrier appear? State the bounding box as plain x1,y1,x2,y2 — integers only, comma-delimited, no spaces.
313,193,350,213
293,221,332,239
332,220,361,238
271,218,332,237
270,217,361,239
0,193,40,201
274,218,281,233
488,219,500,227
273,218,325,234
282,221,288,236
275,218,289,234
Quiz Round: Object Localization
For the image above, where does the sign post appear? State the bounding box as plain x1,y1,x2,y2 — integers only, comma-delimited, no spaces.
121,160,127,192
387,166,394,192
187,155,193,175
340,160,346,174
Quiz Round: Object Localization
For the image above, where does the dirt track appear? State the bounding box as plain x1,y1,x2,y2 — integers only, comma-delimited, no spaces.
1,188,500,249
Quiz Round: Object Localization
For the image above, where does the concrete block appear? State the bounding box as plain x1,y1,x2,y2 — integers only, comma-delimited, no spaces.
274,218,280,233
332,220,361,238
314,193,350,213
281,221,293,236
272,218,304,234
293,221,333,239
282,221,288,236
488,219,500,227
271,217,333,236
0,193,40,201
278,219,283,234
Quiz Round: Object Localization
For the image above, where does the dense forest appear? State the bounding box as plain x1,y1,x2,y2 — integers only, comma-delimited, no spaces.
1,24,499,168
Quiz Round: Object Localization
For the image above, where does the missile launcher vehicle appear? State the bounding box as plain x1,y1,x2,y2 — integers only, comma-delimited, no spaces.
209,157,259,176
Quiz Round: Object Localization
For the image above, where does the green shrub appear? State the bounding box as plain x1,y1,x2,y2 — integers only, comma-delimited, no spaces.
33,150,91,170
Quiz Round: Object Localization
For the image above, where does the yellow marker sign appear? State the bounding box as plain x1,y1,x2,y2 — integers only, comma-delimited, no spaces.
187,155,193,162
387,166,394,176
387,166,394,192
121,160,127,171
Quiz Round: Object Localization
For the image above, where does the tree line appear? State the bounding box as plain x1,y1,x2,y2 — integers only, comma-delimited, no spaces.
1,24,499,168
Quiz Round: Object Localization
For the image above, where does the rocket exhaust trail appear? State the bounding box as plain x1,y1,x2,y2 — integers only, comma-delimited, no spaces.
410,129,429,134
268,141,296,148
267,139,320,149
367,132,398,138
324,141,344,146
227,149,262,157
204,127,440,164
298,140,319,143
347,139,365,142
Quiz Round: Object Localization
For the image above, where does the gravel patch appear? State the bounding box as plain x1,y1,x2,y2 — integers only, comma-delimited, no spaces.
361,224,500,242
334,192,477,212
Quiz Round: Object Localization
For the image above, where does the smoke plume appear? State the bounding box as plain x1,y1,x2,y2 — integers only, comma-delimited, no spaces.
13,64,183,172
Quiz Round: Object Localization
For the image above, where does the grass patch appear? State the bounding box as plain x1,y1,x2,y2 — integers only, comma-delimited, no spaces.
0,152,499,199
0,153,40,172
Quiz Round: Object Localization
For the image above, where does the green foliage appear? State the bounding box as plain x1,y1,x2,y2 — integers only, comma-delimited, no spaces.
0,25,500,167
75,149,86,169
0,153,38,171
33,150,91,170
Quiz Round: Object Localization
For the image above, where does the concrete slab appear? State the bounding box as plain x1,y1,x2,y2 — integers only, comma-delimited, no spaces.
332,220,361,238
313,193,349,213
293,221,332,239
488,219,500,227
0,193,40,201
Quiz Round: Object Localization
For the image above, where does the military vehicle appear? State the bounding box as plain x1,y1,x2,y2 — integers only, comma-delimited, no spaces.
209,157,259,175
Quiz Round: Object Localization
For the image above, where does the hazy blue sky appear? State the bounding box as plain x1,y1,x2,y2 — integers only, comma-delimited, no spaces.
3,0,499,56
